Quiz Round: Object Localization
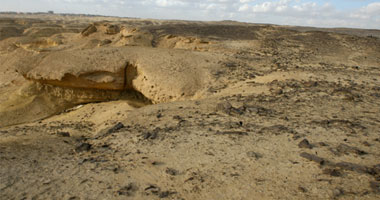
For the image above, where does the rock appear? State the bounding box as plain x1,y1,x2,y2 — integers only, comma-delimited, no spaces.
333,188,344,197
361,141,371,146
117,183,138,196
298,139,313,149
246,105,276,116
144,184,160,194
144,184,170,198
105,24,120,35
81,24,97,36
300,152,327,165
142,131,158,140
121,27,137,37
165,168,178,176
370,181,380,193
259,125,292,136
95,122,125,139
336,144,367,155
230,106,245,115
335,162,369,174
98,39,112,46
247,151,263,160
372,164,380,175
57,132,70,137
216,131,248,136
159,191,170,198
107,122,125,134
172,115,182,120
323,168,343,177
215,101,245,115
316,142,329,147
298,186,308,193
216,101,232,114
75,143,92,153
151,161,164,166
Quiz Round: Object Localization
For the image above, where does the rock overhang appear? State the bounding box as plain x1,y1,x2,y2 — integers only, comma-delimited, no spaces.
14,46,218,104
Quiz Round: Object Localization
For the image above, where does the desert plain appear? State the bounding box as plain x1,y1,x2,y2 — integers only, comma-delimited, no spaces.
0,13,380,199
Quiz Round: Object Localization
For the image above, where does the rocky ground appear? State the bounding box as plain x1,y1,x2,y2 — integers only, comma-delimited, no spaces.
0,13,380,199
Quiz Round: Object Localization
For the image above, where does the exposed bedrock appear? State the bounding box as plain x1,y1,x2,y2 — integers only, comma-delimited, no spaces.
0,82,127,127
15,46,218,104
0,46,218,126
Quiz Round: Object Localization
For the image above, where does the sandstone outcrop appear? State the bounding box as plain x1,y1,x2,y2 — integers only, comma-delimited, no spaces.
81,24,97,36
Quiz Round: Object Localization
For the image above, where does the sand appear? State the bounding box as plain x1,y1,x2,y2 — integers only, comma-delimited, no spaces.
0,13,379,199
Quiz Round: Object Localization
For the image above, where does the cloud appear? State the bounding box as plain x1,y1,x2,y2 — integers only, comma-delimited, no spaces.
1,0,379,29
361,2,380,14
347,2,380,23
155,0,187,7
238,4,250,11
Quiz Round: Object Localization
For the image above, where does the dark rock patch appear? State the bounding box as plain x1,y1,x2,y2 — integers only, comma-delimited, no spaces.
56,132,70,137
333,144,367,156
298,139,313,149
117,183,138,196
216,131,248,136
75,143,92,153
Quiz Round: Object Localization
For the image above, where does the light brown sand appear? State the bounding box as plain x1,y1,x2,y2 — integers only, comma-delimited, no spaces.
0,13,379,199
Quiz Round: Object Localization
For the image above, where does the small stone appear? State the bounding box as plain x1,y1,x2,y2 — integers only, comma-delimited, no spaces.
216,101,232,114
151,161,164,166
117,183,137,196
300,152,327,165
362,141,371,147
298,139,313,149
165,168,178,176
216,131,248,136
323,168,343,177
336,144,367,155
372,164,380,175
145,184,160,194
333,188,344,197
335,162,369,174
107,122,124,134
370,181,380,193
298,186,308,193
317,142,329,147
159,191,170,198
173,115,182,120
142,131,157,140
247,151,263,160
156,113,162,118
274,89,283,95
98,39,112,46
57,132,70,137
75,143,92,153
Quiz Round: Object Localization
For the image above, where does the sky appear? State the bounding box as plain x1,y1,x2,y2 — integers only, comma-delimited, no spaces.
1,0,379,29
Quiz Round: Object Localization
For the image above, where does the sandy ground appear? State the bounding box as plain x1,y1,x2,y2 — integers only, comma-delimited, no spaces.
0,13,380,200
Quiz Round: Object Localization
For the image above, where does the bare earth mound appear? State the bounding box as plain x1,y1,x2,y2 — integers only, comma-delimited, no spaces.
0,13,380,199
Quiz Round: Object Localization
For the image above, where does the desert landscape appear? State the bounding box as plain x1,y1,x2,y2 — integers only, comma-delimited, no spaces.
0,13,380,199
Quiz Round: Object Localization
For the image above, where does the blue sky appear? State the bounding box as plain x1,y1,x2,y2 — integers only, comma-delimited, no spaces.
1,0,379,29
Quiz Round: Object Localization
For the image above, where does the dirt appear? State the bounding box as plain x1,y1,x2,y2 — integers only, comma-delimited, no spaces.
0,13,380,200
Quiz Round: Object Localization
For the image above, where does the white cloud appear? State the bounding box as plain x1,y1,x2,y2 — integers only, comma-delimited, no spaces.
1,0,379,29
238,4,250,12
240,0,254,3
349,2,380,21
155,0,187,7
361,2,380,14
